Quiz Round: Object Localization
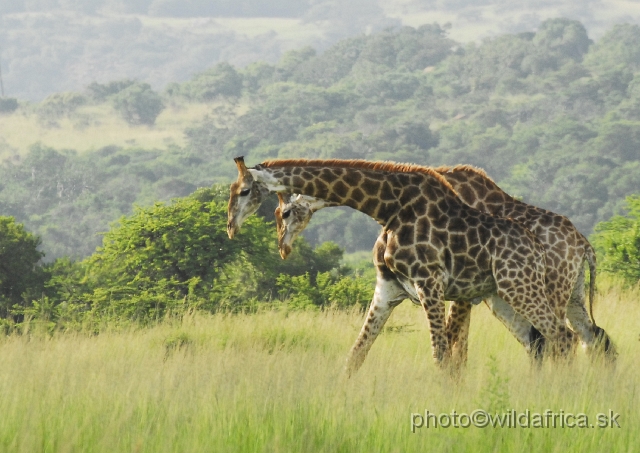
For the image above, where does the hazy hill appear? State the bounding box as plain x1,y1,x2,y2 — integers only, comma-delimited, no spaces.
2,17,640,262
3,1,640,101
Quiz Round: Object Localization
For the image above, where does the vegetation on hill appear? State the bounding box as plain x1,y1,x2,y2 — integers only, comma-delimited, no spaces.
3,19,640,259
2,19,640,322
1,186,372,329
591,195,640,286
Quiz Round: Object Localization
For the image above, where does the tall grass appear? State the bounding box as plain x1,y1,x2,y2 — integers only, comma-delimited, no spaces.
0,281,637,452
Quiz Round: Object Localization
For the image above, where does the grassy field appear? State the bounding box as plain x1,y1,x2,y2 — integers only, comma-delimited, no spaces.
0,100,242,160
0,280,637,452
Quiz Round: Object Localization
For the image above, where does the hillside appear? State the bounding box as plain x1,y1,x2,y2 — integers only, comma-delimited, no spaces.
0,101,229,159
2,18,640,260
4,1,640,101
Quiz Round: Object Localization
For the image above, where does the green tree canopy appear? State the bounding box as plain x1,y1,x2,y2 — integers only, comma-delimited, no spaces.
175,62,243,101
112,82,165,126
591,195,640,285
584,23,640,73
0,216,46,317
63,186,344,320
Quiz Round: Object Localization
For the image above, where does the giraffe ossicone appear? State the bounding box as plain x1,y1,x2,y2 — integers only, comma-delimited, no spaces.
228,157,576,375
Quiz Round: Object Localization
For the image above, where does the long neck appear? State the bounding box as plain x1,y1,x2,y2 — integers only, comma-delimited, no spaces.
294,195,340,212
254,163,453,225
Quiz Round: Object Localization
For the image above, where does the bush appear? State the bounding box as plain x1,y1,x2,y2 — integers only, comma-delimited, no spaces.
38,92,86,120
0,216,47,318
81,188,273,317
86,79,136,101
0,97,18,113
591,195,640,284
176,63,243,101
41,187,350,323
112,82,165,126
277,271,374,311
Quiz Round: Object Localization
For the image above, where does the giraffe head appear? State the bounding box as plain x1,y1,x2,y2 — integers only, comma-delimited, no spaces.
274,193,318,259
227,156,269,239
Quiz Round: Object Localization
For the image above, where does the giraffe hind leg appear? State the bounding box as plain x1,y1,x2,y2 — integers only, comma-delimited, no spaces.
493,258,574,360
484,294,545,363
592,325,617,363
566,268,617,362
529,326,545,363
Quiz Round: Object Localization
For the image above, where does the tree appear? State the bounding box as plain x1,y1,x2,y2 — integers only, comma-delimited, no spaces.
532,18,591,63
584,24,640,73
73,187,344,319
0,217,46,318
86,79,136,101
0,98,18,113
591,195,640,285
112,82,164,126
84,188,273,293
38,92,86,121
178,63,243,101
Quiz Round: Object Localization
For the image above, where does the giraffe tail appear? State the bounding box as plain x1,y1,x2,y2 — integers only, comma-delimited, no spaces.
585,243,617,360
585,244,597,326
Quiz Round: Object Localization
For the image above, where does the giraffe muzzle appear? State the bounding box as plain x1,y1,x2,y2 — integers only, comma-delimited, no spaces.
227,221,236,239
279,244,292,260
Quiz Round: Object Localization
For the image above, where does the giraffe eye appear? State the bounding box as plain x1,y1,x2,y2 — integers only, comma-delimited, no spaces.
282,209,291,219
239,188,250,196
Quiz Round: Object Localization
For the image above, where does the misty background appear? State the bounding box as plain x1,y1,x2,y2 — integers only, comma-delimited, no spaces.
2,1,640,263
2,0,640,101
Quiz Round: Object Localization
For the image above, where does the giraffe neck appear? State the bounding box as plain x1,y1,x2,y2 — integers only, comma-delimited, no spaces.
292,194,340,212
250,160,457,225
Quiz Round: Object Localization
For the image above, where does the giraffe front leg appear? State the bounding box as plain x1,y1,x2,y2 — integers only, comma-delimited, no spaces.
346,275,406,377
446,301,472,372
415,279,450,368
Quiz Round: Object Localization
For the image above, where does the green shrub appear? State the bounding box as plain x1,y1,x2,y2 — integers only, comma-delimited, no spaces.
38,92,86,120
39,187,349,324
277,271,374,311
86,79,136,101
591,195,640,285
175,63,243,101
112,82,164,125
0,216,47,318
0,97,18,113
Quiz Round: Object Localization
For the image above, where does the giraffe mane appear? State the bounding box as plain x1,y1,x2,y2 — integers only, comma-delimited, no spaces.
260,159,459,195
433,164,495,184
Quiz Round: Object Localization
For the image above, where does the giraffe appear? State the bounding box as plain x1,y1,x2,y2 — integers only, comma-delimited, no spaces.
227,157,574,374
273,165,616,364
274,193,548,365
275,192,490,367
274,193,339,259
435,165,615,362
